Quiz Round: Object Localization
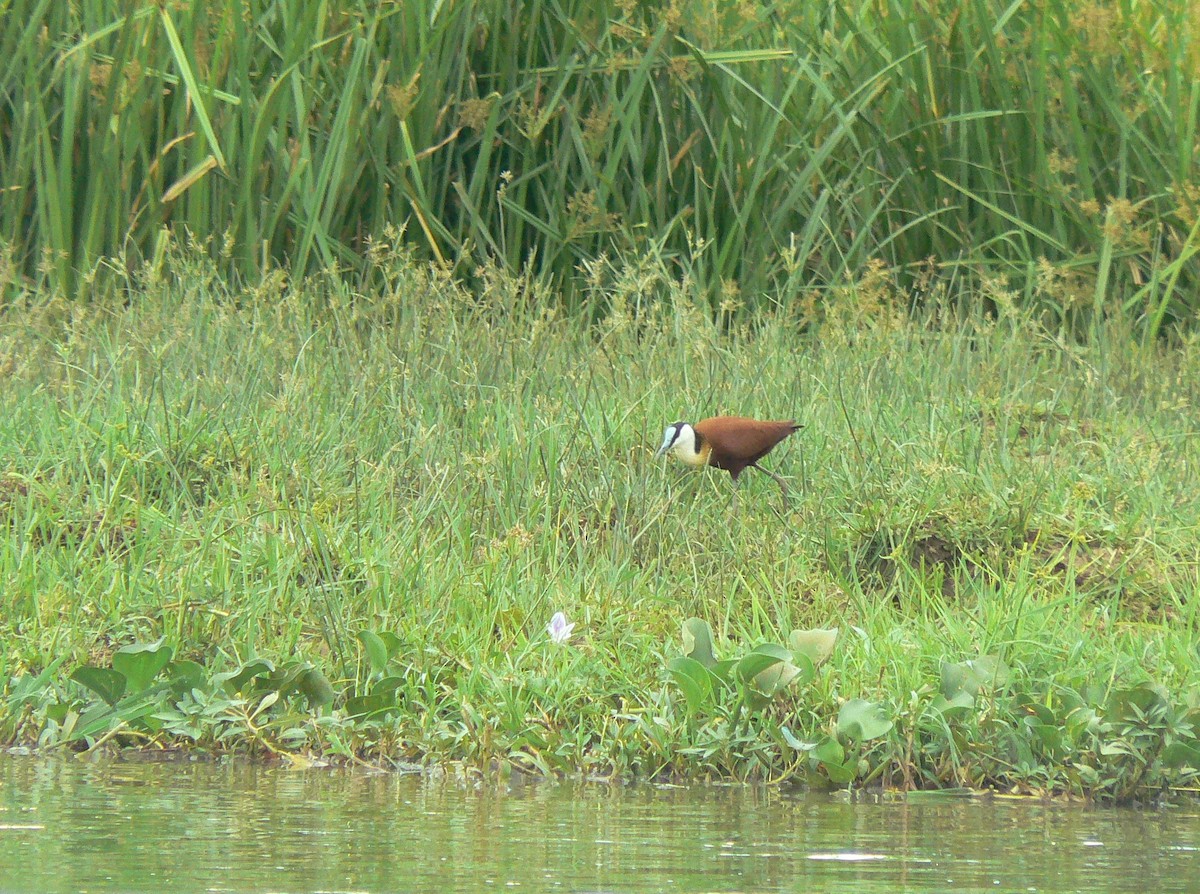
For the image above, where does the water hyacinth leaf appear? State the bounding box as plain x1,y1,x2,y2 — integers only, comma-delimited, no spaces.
752,660,800,697
168,660,207,695
1105,682,1169,723
709,658,738,686
747,662,804,711
372,675,407,696
1022,717,1065,756
377,632,404,662
791,651,815,687
1065,704,1101,738
681,618,717,668
789,628,838,668
1162,741,1200,769
734,644,791,684
1012,694,1057,726
838,698,894,741
811,736,844,765
345,691,399,719
929,691,975,718
297,667,336,708
752,654,813,701
215,659,275,695
940,655,1010,701
810,735,858,783
358,630,390,673
70,667,127,706
667,656,715,713
112,641,174,694
822,760,859,784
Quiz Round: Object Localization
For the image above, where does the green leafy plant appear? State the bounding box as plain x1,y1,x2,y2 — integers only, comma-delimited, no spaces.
667,618,837,739
345,629,408,721
47,643,334,751
782,698,895,786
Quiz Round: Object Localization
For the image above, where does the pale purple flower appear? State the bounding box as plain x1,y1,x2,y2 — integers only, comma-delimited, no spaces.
546,611,575,645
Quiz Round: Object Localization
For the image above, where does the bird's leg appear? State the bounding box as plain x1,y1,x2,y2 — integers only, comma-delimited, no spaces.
752,464,790,501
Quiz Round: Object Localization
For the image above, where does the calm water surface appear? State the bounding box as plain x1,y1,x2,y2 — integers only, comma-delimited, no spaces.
0,757,1197,893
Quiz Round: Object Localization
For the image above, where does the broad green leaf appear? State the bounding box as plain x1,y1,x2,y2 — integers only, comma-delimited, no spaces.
113,641,173,694
73,703,123,741
811,736,845,765
734,644,791,684
168,660,207,694
751,652,814,707
216,659,275,695
297,667,336,708
809,735,857,783
752,661,803,699
1162,741,1200,769
6,656,68,707
929,691,975,718
789,628,838,668
345,692,399,719
681,618,717,667
1104,682,1169,723
668,656,714,713
821,760,859,784
709,659,738,685
252,691,280,717
70,667,126,706
358,630,390,673
1022,718,1065,756
940,655,1011,700
838,698,894,741
260,662,309,694
377,632,404,662
1012,694,1056,725
372,675,407,696
1065,704,1101,738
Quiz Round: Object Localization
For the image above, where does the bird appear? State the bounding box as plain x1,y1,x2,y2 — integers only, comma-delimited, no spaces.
655,416,800,504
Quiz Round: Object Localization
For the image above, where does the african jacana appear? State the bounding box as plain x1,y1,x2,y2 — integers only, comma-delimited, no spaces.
655,416,800,503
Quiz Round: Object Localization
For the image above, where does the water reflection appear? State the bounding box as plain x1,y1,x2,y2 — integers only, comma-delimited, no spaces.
0,757,1196,893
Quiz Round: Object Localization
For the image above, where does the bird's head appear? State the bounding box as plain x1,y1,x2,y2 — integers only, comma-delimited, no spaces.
656,421,700,464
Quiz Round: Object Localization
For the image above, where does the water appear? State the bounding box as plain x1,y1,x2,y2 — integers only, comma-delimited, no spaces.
1,757,1197,893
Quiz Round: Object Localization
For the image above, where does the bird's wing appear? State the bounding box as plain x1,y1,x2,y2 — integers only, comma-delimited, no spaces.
695,417,797,462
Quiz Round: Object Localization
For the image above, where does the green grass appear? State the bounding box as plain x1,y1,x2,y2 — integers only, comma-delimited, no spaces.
1,246,1198,799
3,0,1199,330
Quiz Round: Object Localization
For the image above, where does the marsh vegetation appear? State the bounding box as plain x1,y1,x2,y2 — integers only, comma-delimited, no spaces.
2,244,1198,800
1,0,1198,801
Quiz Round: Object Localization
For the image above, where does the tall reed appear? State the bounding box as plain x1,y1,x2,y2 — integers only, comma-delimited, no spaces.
1,1,1197,330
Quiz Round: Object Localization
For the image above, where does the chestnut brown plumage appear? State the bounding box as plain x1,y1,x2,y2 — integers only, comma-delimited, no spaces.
656,416,800,500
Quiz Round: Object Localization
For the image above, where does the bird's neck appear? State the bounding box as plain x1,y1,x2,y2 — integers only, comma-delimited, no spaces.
679,434,712,468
